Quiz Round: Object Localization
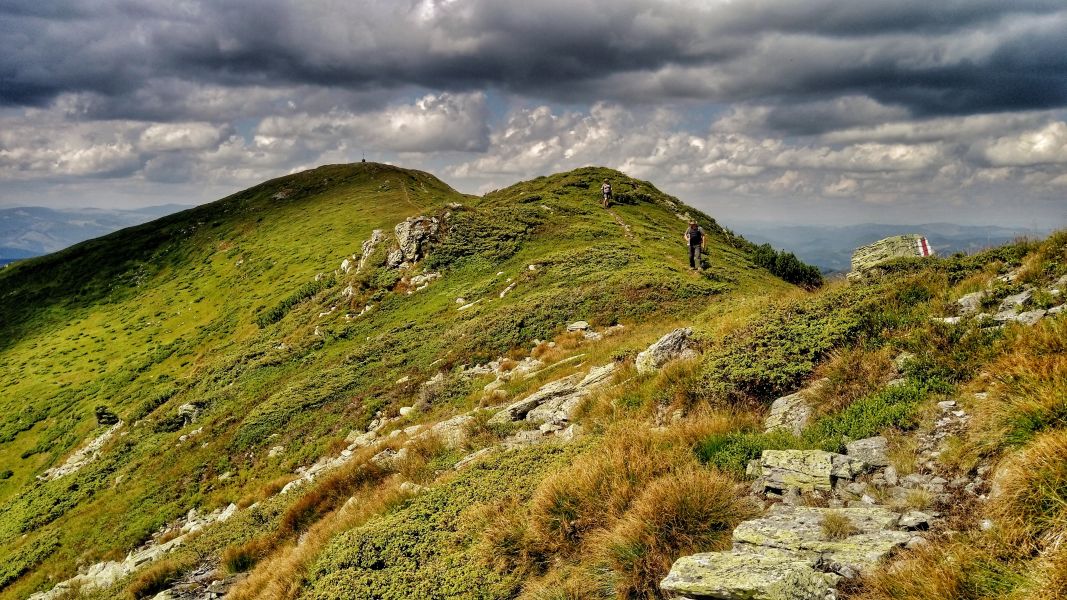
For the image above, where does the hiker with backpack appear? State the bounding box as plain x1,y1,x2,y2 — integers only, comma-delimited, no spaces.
601,180,613,208
684,220,706,271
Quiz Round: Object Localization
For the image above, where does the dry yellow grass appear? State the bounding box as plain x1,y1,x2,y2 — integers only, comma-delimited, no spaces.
821,511,859,541
858,542,968,600
810,346,895,415
126,558,185,599
527,424,687,555
986,429,1067,550
595,467,757,598
228,482,406,600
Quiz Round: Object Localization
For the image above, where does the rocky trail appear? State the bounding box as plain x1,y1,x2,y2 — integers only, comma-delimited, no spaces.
661,390,986,600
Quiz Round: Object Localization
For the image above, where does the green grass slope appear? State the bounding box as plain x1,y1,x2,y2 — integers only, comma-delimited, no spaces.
0,163,788,597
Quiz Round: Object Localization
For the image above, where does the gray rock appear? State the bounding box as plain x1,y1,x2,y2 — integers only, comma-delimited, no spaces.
385,248,405,268
732,505,910,577
998,289,1033,312
635,327,697,374
489,364,616,426
884,465,899,486
764,379,827,436
956,291,986,315
566,320,590,331
892,351,916,371
845,436,890,468
760,450,867,493
357,229,385,271
898,511,931,530
177,403,200,424
660,552,837,600
394,216,440,264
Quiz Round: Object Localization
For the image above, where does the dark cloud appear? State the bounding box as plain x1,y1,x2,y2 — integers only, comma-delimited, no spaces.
3,1,1066,118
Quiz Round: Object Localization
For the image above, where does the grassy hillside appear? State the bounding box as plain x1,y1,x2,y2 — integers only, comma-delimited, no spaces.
0,163,786,598
6,161,1060,600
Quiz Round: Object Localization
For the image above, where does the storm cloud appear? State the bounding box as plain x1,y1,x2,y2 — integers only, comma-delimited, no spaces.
1,0,1065,226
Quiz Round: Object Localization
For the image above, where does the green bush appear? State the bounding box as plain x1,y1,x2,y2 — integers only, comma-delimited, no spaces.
751,243,823,289
695,429,802,475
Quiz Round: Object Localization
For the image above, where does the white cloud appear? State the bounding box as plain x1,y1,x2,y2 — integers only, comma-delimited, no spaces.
982,122,1067,166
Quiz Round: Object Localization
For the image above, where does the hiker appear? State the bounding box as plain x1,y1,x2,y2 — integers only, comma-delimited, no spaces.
684,220,706,271
601,179,612,208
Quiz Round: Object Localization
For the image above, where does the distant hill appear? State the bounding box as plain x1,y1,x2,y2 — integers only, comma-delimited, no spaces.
727,222,1052,273
0,204,192,263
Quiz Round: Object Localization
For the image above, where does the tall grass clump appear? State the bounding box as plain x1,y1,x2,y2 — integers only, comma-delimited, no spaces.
595,468,756,598
986,429,1067,550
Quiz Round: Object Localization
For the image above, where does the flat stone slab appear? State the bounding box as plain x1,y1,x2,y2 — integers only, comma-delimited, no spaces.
660,551,837,600
760,450,867,492
732,505,910,577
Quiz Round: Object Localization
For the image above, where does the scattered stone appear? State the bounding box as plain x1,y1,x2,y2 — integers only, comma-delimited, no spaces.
393,216,440,264
268,445,285,458
899,511,931,530
398,406,416,417
399,481,424,495
956,291,986,315
732,505,911,578
39,422,123,481
567,320,590,331
759,450,867,493
893,351,916,371
846,436,890,468
635,327,697,374
998,289,1033,312
178,403,200,425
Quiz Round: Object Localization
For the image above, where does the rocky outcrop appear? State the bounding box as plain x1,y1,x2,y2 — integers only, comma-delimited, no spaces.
845,436,890,468
358,229,385,271
38,422,123,481
847,235,932,281
635,327,697,374
387,216,440,267
732,505,912,578
489,363,616,427
29,503,237,600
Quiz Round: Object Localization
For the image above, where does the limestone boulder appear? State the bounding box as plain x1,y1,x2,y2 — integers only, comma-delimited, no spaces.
847,234,933,280
760,450,867,493
394,216,440,264
635,327,697,374
764,379,827,436
358,229,385,271
956,291,986,315
732,505,911,578
845,436,890,468
660,552,837,600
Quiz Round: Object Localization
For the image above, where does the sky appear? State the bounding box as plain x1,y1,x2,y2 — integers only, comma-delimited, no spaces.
1,0,1066,227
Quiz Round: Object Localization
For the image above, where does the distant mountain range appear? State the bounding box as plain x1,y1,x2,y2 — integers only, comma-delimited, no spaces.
0,204,192,264
725,222,1054,273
